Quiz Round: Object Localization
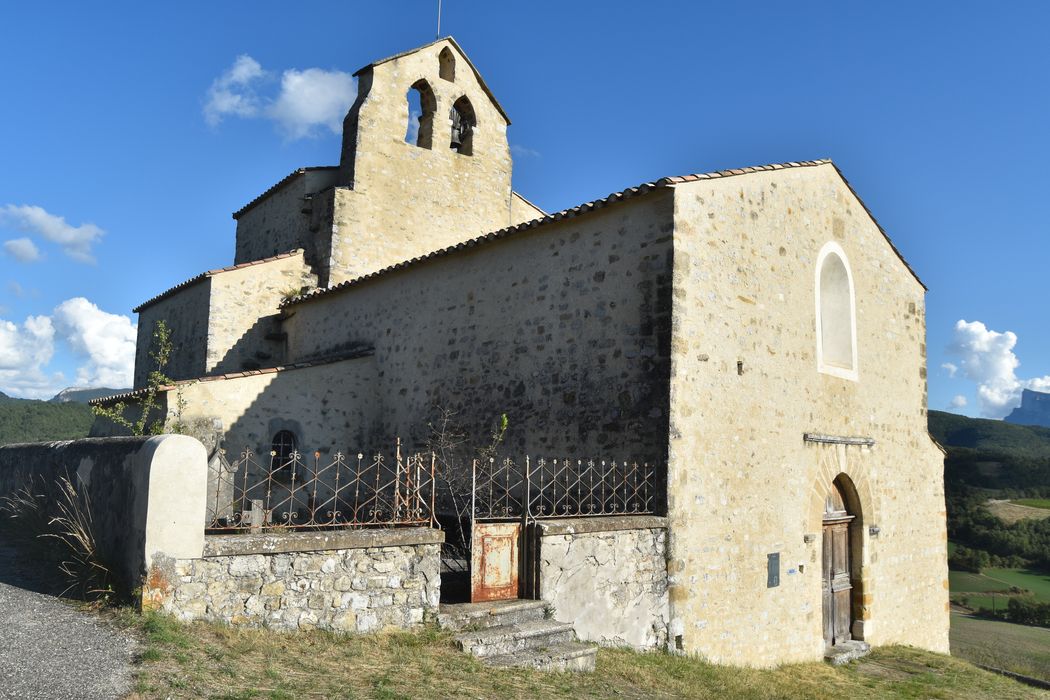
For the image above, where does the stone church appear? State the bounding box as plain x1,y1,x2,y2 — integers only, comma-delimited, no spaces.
96,38,949,666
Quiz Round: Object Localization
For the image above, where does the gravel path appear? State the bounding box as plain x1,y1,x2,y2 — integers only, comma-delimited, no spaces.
0,538,136,699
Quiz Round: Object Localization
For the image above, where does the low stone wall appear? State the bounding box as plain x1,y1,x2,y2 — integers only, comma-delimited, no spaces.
148,528,443,632
537,515,669,650
0,435,207,592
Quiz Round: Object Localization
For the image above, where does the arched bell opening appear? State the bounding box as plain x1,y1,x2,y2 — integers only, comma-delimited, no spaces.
449,96,476,156
822,474,866,647
404,80,436,149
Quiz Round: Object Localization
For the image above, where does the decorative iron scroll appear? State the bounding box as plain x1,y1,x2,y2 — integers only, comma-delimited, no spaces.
527,457,655,519
208,439,435,532
470,455,656,522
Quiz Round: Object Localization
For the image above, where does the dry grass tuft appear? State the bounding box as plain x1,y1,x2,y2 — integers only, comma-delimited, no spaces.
115,611,1046,700
0,474,120,603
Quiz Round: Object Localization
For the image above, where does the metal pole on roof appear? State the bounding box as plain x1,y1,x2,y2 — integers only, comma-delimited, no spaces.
436,0,442,39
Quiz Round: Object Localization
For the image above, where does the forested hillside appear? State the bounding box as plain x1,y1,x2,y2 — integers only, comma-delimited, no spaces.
929,410,1050,572
0,397,94,445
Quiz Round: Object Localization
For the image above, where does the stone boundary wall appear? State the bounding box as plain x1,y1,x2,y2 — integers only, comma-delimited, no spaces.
0,436,207,592
148,528,443,633
536,515,669,650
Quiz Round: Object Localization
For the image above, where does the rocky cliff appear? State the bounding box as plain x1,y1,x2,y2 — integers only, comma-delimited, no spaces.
1004,389,1050,428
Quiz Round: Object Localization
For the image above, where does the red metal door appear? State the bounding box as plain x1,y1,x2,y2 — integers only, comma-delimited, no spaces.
470,522,520,602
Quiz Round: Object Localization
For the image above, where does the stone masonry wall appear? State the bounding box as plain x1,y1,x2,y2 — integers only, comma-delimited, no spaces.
166,355,381,458
234,167,339,267
134,280,211,388
206,252,317,375
537,516,669,650
282,191,675,460
328,39,517,286
666,163,948,666
151,529,442,633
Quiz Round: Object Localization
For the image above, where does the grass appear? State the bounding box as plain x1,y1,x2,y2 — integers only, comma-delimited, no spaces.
114,611,1047,700
951,612,1050,682
1013,498,1050,510
984,568,1050,601
949,570,1013,594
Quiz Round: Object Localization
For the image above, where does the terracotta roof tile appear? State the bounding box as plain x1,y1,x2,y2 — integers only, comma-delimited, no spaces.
285,158,927,308
89,347,374,406
132,249,305,313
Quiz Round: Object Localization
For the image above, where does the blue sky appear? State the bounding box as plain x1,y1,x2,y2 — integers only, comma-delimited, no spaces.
0,2,1047,416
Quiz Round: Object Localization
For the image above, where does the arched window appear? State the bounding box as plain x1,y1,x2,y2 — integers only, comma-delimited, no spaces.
270,430,298,479
405,80,436,149
449,96,476,155
815,242,857,379
438,47,455,82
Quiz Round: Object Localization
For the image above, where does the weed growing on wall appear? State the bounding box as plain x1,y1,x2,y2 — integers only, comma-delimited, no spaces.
426,408,508,565
92,320,174,436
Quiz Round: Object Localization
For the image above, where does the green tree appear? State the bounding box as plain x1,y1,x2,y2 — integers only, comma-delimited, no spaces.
91,320,173,436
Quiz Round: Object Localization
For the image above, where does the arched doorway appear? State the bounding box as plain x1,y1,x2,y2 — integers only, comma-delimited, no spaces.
822,478,857,648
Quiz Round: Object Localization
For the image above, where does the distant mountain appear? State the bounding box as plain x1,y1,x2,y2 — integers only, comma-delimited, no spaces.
929,409,1050,493
1004,389,1050,428
929,409,1050,460
0,391,12,403
49,387,127,404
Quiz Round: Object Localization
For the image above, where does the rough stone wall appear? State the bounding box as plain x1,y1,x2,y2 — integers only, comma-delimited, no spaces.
537,517,669,650
134,280,211,388
234,168,339,266
665,163,948,666
206,252,316,374
152,529,441,632
282,192,675,459
327,39,516,285
165,357,381,459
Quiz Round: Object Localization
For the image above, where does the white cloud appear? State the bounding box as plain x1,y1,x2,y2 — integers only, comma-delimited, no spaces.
52,298,137,389
0,204,103,263
204,55,356,141
0,314,61,399
203,54,267,126
941,362,958,378
0,298,136,399
945,319,1050,419
510,144,541,158
3,237,41,262
268,67,356,139
949,395,967,409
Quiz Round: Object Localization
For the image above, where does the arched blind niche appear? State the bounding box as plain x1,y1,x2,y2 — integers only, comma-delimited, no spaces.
816,242,858,380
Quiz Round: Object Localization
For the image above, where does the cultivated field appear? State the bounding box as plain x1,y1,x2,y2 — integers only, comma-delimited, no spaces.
986,499,1050,524
951,612,1050,682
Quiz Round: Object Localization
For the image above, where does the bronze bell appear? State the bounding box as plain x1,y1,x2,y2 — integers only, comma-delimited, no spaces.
450,123,463,149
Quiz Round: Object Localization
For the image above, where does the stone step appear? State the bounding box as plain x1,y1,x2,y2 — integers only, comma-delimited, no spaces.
454,619,576,658
437,599,548,632
485,640,598,672
824,640,871,666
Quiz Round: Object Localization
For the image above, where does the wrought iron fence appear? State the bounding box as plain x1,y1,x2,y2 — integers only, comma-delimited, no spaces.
208,440,435,532
527,457,656,519
470,455,656,522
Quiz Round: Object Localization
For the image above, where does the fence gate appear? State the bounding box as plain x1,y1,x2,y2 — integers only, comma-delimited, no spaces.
469,457,527,602
468,456,657,603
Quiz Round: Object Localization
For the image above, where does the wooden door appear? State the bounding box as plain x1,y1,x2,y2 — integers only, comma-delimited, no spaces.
822,517,853,647
470,522,520,602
